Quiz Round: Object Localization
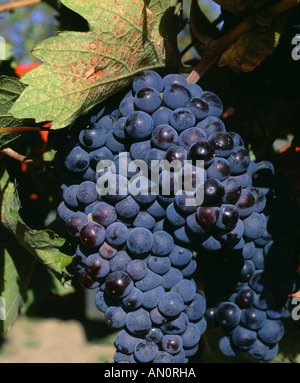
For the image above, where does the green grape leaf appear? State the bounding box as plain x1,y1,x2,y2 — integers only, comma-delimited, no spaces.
10,0,180,130
20,264,75,318
0,226,36,335
0,165,72,280
0,76,30,150
218,12,289,73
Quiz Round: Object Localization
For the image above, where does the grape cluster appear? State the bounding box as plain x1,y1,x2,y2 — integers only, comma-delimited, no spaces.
54,70,298,363
201,162,299,361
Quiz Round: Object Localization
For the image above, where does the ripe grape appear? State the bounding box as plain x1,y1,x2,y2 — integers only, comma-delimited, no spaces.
178,127,207,151
163,84,192,109
169,108,196,132
80,222,106,248
208,132,234,158
125,111,154,141
134,87,162,114
85,253,110,279
133,70,164,93
105,270,133,298
126,308,152,335
66,212,88,238
151,125,179,150
188,141,215,167
186,97,209,120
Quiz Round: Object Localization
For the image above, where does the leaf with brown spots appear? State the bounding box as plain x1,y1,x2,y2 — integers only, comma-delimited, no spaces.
10,0,178,130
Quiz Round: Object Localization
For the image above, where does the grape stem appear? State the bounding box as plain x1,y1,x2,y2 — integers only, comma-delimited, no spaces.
0,0,41,13
187,0,299,84
189,0,215,47
0,126,50,134
1,147,53,166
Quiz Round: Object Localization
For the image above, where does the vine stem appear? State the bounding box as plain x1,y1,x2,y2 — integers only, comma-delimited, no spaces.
0,126,50,134
0,0,41,13
187,0,299,84
1,147,54,166
190,0,215,46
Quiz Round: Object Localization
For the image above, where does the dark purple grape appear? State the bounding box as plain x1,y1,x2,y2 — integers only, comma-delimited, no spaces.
186,213,208,235
239,260,255,282
215,204,239,230
188,140,215,167
77,181,98,205
205,307,218,328
165,146,188,167
200,91,223,117
78,269,99,289
63,184,79,209
130,140,151,161
151,124,178,150
188,83,203,98
92,201,117,227
85,253,110,279
80,221,106,248
234,172,252,189
196,206,220,226
227,146,250,175
119,97,135,117
113,117,126,140
186,97,209,120
151,107,172,127
163,74,189,89
133,70,163,93
134,87,162,114
163,84,192,109
174,191,198,216
169,108,196,132
221,177,242,204
218,219,244,243
235,189,256,218
57,201,76,223
79,127,106,150
216,302,241,328
203,178,225,206
159,171,181,197
105,270,133,298
208,132,234,158
145,148,166,173
206,157,231,181
201,234,222,251
251,187,266,213
99,242,118,259
178,127,207,150
161,335,183,355
197,116,225,138
125,111,154,141
66,212,88,238
89,147,113,169
228,132,244,147
236,288,255,308
64,146,90,174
